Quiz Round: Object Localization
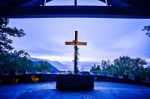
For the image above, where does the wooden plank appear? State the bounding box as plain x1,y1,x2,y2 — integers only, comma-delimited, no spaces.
1,6,150,18
77,42,87,45
65,42,87,45
65,42,75,45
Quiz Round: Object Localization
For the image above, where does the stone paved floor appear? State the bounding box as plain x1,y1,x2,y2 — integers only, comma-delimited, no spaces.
0,82,150,99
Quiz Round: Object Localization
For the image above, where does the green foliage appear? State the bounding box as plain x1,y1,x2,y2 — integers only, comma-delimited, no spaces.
40,61,51,72
0,18,25,53
90,60,114,76
90,56,149,81
143,25,150,37
113,56,132,77
33,61,52,73
0,50,32,74
0,51,52,74
90,64,101,74
113,56,147,79
0,18,30,75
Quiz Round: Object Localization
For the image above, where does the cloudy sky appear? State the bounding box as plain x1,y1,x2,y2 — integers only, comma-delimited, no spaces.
9,18,150,62
8,0,150,62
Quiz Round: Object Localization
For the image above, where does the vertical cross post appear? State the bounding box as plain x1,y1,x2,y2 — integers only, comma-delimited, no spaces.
74,0,77,6
42,0,46,6
74,31,78,73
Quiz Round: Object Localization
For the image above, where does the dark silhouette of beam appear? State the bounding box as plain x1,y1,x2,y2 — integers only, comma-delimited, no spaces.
0,6,150,18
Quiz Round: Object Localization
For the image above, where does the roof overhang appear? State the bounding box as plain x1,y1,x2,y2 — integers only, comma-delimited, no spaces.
0,6,150,18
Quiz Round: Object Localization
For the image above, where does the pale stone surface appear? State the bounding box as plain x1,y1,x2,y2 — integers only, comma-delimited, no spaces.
0,82,150,99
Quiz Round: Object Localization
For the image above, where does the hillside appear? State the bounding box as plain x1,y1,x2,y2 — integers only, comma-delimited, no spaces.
30,58,59,73
30,58,69,71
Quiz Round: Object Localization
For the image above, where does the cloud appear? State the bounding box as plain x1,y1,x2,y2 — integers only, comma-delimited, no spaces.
9,18,150,61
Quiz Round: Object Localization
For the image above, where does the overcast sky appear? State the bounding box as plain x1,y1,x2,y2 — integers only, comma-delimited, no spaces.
8,18,150,62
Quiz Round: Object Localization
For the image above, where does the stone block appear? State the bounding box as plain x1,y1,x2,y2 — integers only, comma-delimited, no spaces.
56,74,94,90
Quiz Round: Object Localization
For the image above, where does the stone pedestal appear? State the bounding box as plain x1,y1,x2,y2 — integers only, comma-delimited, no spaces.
56,74,94,90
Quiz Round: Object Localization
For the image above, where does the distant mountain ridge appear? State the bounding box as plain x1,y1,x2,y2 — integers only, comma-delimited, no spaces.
30,58,100,71
30,58,69,71
48,61,69,71
62,61,100,71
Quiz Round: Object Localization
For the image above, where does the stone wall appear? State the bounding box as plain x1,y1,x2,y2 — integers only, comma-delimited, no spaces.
0,74,57,84
0,74,149,86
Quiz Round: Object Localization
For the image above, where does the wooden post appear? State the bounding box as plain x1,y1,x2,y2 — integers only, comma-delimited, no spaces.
74,31,78,73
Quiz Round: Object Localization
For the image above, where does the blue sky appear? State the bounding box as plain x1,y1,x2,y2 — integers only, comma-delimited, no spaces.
9,18,150,62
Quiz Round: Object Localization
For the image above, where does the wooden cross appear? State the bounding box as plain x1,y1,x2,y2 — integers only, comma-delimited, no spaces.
65,31,87,74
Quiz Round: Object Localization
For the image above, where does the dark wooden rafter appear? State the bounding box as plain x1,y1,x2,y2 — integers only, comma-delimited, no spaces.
99,0,130,6
0,6,150,18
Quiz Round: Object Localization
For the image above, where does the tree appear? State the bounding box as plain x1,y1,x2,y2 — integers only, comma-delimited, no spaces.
0,50,32,74
90,60,113,75
32,61,52,73
0,18,31,75
101,60,107,69
0,18,25,53
40,61,51,73
142,25,150,37
131,58,147,80
113,56,132,77
100,60,112,76
90,56,148,81
12,50,32,74
144,67,150,81
90,64,101,74
113,56,147,79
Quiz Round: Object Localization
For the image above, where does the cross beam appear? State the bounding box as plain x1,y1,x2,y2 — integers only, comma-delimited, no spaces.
65,31,87,74
1,6,150,18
